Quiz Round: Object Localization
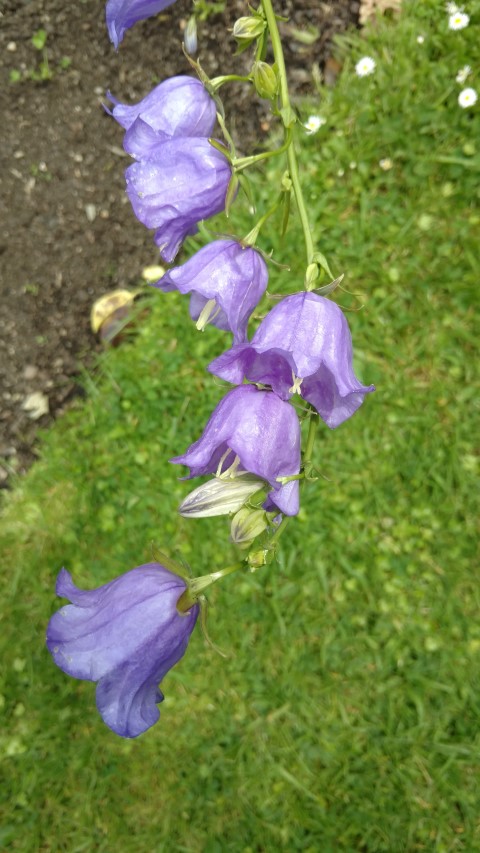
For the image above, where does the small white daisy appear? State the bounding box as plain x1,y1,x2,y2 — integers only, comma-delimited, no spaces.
446,2,459,12
355,56,376,77
304,115,326,135
417,35,425,44
379,158,393,171
449,11,470,30
456,65,472,84
458,87,477,108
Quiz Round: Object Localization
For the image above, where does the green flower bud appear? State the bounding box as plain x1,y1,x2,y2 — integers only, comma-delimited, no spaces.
231,507,269,549
253,61,278,100
232,15,266,42
305,262,320,290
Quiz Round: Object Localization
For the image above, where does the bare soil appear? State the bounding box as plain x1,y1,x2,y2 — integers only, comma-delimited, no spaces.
0,0,360,481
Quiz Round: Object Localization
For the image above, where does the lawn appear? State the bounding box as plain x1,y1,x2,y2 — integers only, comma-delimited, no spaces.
1,1,479,850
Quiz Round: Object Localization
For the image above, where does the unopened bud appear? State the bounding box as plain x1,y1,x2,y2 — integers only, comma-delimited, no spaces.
231,507,269,548
232,16,266,41
253,61,278,100
184,15,198,54
178,475,264,518
305,262,320,290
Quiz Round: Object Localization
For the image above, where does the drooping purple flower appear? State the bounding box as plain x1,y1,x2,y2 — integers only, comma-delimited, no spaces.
107,76,217,139
106,0,177,49
46,563,198,738
125,137,231,263
208,292,375,429
171,385,301,516
153,240,268,343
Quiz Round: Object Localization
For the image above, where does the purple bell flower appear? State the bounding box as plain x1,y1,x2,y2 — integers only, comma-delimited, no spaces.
208,292,375,429
153,240,268,344
107,76,217,140
125,138,231,263
46,563,198,738
171,385,301,516
106,0,177,49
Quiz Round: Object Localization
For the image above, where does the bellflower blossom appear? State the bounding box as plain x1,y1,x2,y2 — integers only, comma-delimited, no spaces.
153,239,268,343
46,563,198,738
125,138,231,262
107,76,217,140
209,292,374,429
106,0,177,49
171,385,301,516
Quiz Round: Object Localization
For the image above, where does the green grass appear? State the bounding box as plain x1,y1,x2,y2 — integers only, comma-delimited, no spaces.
1,1,479,850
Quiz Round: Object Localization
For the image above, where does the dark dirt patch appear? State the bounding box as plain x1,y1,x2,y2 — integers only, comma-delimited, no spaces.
0,0,360,481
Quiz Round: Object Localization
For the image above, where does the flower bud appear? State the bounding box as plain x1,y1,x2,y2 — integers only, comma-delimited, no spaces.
253,61,278,100
232,15,266,42
305,262,320,290
178,474,265,518
184,15,198,55
230,507,270,548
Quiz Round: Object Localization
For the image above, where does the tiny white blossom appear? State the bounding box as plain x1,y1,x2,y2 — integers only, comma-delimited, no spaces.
456,65,472,84
304,114,326,135
458,87,478,108
417,35,425,44
446,2,459,12
379,158,393,171
449,11,470,30
355,56,376,77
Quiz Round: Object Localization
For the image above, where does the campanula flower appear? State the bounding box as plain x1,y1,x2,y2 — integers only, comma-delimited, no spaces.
106,0,177,49
171,385,301,516
153,240,268,343
107,76,217,140
46,563,198,738
125,138,231,262
208,292,374,429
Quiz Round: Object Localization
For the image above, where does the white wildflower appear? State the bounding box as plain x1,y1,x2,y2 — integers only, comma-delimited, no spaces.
304,115,326,135
379,158,393,171
417,35,425,44
458,87,477,108
446,2,459,12
448,11,470,30
456,65,471,84
355,56,376,77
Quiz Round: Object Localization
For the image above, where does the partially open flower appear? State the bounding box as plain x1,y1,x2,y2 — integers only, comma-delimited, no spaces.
106,0,177,49
125,138,231,263
107,76,216,140
154,240,268,343
46,564,198,738
171,385,301,516
209,292,374,429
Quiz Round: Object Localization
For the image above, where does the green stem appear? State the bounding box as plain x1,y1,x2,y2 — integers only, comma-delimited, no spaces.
261,0,315,264
234,129,292,171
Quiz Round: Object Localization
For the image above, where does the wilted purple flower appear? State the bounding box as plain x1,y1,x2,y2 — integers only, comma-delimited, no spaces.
46,563,198,738
106,0,177,49
209,292,374,428
171,385,301,516
107,76,217,139
126,138,231,263
154,240,268,343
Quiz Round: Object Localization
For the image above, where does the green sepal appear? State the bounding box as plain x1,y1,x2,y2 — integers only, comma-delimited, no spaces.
225,173,239,218
311,251,334,279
